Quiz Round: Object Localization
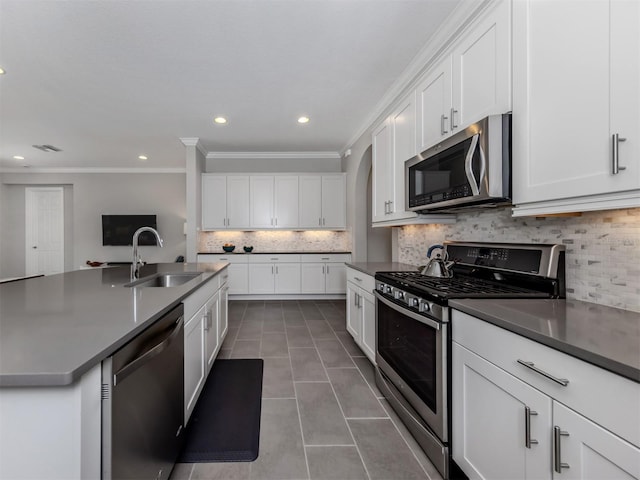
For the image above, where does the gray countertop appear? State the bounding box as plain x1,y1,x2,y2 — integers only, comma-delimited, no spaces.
0,262,228,387
346,262,418,277
199,251,352,255
450,299,640,383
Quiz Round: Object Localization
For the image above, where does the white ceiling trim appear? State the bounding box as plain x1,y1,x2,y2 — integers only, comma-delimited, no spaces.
0,167,186,174
206,151,341,160
340,0,490,155
179,137,207,157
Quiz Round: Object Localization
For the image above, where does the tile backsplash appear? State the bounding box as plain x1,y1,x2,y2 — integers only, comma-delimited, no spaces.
398,208,640,312
198,230,352,253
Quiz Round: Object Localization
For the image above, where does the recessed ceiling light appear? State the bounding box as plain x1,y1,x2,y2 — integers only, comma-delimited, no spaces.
0,67,5,75
214,117,227,124
13,155,25,160
138,155,148,160
297,116,310,124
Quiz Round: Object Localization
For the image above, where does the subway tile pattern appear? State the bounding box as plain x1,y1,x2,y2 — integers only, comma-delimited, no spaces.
397,207,640,312
170,300,440,480
198,230,352,253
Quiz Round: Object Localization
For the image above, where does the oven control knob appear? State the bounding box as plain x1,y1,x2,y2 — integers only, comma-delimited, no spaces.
385,285,393,294
410,298,419,308
419,301,431,313
394,290,405,301
377,283,385,292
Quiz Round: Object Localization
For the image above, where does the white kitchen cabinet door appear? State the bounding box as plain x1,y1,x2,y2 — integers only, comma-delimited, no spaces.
552,402,640,480
360,290,376,364
226,175,250,228
250,176,274,228
274,263,301,294
274,176,299,228
451,0,511,129
346,283,360,342
219,285,228,341
204,292,220,373
248,264,275,294
512,0,639,210
372,118,392,223
227,263,248,295
184,305,206,423
202,175,227,230
321,175,346,228
325,263,346,294
301,263,326,294
389,91,418,221
417,55,453,152
298,175,323,228
452,342,552,480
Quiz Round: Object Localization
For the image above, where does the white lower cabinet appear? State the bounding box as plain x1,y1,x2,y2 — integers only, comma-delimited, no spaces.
345,267,376,363
300,254,350,294
452,309,640,480
183,271,229,424
197,254,248,294
248,255,301,294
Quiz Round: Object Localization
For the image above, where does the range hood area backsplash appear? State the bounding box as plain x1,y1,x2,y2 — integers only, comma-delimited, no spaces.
398,208,640,313
199,230,352,253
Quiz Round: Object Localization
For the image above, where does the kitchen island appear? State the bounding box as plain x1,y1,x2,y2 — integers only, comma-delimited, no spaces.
0,262,228,480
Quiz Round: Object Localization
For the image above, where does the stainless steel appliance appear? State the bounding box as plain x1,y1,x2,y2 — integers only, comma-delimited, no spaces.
375,242,565,479
405,114,511,212
102,304,185,480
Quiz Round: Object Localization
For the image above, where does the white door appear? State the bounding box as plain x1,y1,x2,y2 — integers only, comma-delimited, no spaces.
204,293,219,372
226,175,250,228
345,283,361,342
298,175,323,228
248,264,275,294
417,55,453,151
452,342,553,480
202,175,227,229
301,263,325,293
552,402,640,480
25,187,64,276
325,263,346,294
274,176,299,228
184,306,206,423
321,175,346,228
250,176,274,228
360,290,376,364
274,263,301,294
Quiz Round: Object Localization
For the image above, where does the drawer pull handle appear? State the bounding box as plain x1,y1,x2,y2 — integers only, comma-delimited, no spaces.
524,406,539,449
517,359,569,386
553,426,570,473
354,276,362,282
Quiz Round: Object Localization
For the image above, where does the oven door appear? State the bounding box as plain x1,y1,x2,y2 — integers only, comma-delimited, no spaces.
374,290,448,442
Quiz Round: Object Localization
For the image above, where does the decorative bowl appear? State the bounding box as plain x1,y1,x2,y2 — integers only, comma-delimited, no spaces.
243,246,254,253
222,245,235,253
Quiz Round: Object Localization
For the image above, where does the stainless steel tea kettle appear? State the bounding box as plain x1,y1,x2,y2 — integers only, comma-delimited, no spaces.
421,244,455,278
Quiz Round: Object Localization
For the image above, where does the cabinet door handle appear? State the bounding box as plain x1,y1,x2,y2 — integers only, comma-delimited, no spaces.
275,266,278,274
227,218,230,227
450,108,458,130
322,266,325,274
319,217,322,226
524,406,539,449
275,218,278,226
441,114,448,135
271,266,274,274
553,426,570,473
612,133,627,174
354,292,359,306
322,217,325,225
517,359,569,386
354,276,362,282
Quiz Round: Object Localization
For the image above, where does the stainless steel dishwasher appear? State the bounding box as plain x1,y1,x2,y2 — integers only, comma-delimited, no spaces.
102,304,184,480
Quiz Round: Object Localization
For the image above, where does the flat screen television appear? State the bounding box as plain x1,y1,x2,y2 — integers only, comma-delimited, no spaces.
102,215,158,246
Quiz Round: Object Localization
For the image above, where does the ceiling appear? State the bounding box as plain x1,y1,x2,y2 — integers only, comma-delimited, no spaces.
0,0,461,170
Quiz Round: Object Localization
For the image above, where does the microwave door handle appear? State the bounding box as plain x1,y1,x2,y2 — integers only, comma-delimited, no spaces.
464,134,482,195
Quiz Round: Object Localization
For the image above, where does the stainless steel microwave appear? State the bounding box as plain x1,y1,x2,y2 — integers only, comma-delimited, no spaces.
405,114,511,212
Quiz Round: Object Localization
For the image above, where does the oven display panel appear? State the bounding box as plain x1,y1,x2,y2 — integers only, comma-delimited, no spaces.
447,245,542,274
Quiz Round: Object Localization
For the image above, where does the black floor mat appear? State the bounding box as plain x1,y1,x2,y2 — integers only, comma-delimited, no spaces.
178,359,263,462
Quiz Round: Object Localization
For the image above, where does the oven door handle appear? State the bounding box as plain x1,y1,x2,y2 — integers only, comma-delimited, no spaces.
374,290,440,331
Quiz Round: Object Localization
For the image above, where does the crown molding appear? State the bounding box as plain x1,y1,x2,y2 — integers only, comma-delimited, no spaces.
206,151,341,160
179,137,207,156
342,0,491,152
0,167,186,174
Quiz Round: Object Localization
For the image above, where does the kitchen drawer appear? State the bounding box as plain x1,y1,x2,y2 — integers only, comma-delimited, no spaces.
183,276,219,320
452,309,640,447
346,268,375,293
197,254,249,264
300,254,351,263
248,254,301,263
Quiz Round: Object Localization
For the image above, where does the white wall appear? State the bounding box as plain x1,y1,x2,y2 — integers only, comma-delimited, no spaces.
0,172,186,277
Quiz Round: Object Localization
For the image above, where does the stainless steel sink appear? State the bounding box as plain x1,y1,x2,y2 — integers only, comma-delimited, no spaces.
125,272,202,288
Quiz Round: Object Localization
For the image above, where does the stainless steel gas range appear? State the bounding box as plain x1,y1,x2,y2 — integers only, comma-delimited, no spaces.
374,242,566,479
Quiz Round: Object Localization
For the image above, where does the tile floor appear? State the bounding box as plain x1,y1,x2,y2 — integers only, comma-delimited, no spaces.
170,300,442,480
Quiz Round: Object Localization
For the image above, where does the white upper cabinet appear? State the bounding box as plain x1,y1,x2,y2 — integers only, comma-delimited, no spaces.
512,0,640,215
372,118,392,223
417,55,453,152
298,174,346,229
250,175,299,229
202,174,250,230
415,0,510,154
451,0,511,130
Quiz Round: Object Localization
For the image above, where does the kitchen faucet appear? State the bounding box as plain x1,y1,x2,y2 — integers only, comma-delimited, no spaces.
131,227,163,280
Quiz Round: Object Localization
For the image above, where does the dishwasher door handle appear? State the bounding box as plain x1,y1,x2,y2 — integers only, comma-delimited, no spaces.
114,316,184,386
